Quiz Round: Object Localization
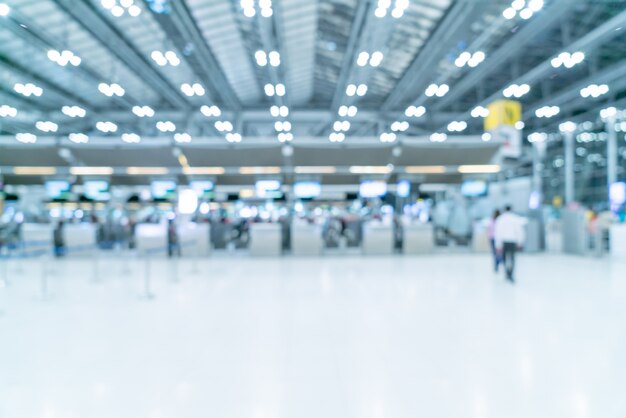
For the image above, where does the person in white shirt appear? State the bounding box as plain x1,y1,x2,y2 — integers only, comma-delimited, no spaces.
494,205,526,283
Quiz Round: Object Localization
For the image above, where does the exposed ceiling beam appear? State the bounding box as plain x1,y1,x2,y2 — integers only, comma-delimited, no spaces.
53,0,189,109
329,0,371,111
146,0,242,110
523,59,626,119
432,1,573,111
380,0,478,112
3,9,135,109
436,7,626,130
0,56,94,110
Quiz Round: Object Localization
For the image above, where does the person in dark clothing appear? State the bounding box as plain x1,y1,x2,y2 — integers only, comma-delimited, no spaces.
494,206,526,283
488,209,502,272
53,220,66,257
167,219,181,257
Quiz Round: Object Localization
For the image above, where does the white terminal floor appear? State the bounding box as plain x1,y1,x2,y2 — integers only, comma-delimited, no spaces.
0,253,625,418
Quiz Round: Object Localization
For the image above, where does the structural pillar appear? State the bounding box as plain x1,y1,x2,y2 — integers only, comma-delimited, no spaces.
606,115,618,203
564,131,575,205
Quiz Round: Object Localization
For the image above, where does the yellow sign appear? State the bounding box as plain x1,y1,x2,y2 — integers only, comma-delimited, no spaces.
484,100,522,131
553,196,563,208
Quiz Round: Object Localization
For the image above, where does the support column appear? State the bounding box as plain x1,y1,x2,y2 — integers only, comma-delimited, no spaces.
606,115,618,203
564,131,575,205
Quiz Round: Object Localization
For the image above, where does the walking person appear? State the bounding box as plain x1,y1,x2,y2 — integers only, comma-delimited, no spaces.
53,220,66,258
494,205,525,283
488,209,502,272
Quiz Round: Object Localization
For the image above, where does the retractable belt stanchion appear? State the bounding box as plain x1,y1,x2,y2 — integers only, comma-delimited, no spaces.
192,240,200,275
40,252,50,300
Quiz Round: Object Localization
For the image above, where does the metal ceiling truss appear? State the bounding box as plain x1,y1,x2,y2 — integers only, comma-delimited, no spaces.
53,0,189,108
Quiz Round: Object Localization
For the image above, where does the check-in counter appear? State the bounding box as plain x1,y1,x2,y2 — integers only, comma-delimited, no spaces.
362,221,393,255
21,223,54,250
179,222,211,257
291,222,323,256
471,222,490,253
64,223,97,255
404,223,434,254
249,223,282,256
610,223,626,257
135,223,167,254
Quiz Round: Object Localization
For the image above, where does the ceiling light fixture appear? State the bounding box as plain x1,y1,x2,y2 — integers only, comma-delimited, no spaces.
47,49,81,67
380,132,397,143
447,121,467,132
151,50,180,66
471,106,489,118
425,83,449,97
580,84,609,98
13,166,57,175
551,51,585,69
62,105,87,118
329,132,345,143
535,105,560,118
121,133,141,143
70,166,114,175
430,132,447,142
503,83,530,98
405,105,426,118
455,51,486,68
404,166,446,174
200,105,221,117
14,83,43,97
15,133,37,144
0,105,18,118
96,121,118,133
225,132,242,143
132,105,155,117
156,121,176,132
36,121,59,133
98,82,125,97
68,133,89,143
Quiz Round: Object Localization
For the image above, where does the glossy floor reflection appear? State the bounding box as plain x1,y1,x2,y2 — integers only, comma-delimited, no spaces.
0,253,625,418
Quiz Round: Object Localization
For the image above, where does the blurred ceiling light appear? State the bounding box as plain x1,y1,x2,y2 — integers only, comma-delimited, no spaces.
294,166,337,174
349,165,394,174
239,166,281,174
425,83,449,97
447,121,467,132
14,82,43,97
15,133,37,144
0,105,18,118
68,133,89,144
36,121,58,133
503,83,530,98
47,49,81,66
551,51,585,68
405,105,426,118
126,167,169,175
183,167,225,175
225,132,242,143
62,105,86,118
70,166,113,175
380,132,397,143
132,105,155,117
430,132,447,142
471,106,489,118
535,105,560,118
121,133,141,143
98,82,125,97
404,166,446,174
458,164,501,174
580,84,609,98
13,166,56,175
0,3,11,16
174,132,192,143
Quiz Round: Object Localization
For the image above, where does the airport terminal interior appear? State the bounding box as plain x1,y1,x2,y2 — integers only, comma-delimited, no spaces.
1,0,626,416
